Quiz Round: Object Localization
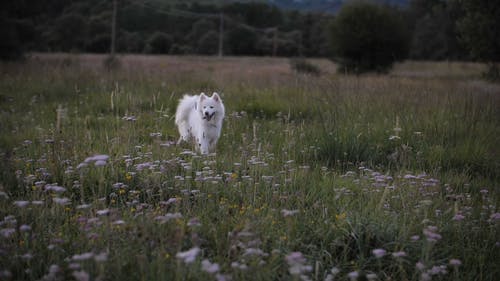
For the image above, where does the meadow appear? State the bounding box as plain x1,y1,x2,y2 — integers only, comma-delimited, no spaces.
0,53,499,281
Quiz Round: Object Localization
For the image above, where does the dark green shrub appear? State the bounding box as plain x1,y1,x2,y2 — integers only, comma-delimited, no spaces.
144,32,173,54
329,2,410,74
290,58,321,76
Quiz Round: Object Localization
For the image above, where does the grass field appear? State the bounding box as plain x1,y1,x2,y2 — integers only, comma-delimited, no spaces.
0,53,499,281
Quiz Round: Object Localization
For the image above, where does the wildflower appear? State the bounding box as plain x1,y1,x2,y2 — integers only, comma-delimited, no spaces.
202,259,220,274
452,214,465,221
243,248,268,257
416,261,425,271
94,160,107,167
85,154,109,163
83,154,110,167
21,253,33,260
94,252,108,263
13,201,30,208
411,235,420,241
423,226,442,242
215,273,231,281
392,251,407,258
187,218,202,227
76,204,91,209
96,209,110,216
335,213,347,220
366,273,377,281
72,252,94,261
324,267,340,281
372,248,387,258
449,259,462,266
45,184,66,193
155,212,182,224
420,272,431,281
52,197,70,205
428,265,447,275
176,247,200,264
19,224,31,232
489,213,500,222
72,270,90,281
281,209,299,217
285,252,312,276
347,271,359,281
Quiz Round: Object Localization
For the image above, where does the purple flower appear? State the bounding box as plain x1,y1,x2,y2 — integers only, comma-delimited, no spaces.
53,197,71,205
13,201,30,208
372,248,387,258
490,213,500,222
423,226,442,242
392,251,407,258
72,270,90,281
449,259,462,266
72,252,94,261
452,214,465,221
176,247,200,264
347,271,359,281
202,259,220,274
285,252,312,276
0,228,16,238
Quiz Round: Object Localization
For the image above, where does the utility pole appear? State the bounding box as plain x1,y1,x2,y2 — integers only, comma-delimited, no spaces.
218,12,224,57
110,0,117,57
272,28,277,57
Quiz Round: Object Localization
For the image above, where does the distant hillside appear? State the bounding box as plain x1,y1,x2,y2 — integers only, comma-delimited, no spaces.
267,0,410,13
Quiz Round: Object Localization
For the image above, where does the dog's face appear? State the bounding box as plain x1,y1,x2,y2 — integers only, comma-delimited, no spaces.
198,92,222,122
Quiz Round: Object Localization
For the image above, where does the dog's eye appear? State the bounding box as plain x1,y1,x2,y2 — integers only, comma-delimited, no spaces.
210,106,214,109
203,106,207,109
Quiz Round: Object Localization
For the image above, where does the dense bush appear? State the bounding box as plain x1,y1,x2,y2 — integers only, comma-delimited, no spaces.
329,2,410,73
144,32,173,54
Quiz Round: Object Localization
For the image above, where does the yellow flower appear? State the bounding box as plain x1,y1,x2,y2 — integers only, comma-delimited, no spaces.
336,213,346,220
119,189,126,195
125,173,133,181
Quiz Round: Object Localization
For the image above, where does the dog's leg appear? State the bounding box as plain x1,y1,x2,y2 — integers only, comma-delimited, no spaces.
197,132,210,154
177,125,192,145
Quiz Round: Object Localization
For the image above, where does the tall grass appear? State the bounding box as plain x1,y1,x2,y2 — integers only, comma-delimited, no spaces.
0,54,498,281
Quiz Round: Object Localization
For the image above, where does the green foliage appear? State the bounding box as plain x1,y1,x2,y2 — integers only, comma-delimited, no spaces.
289,58,321,76
226,25,258,55
457,0,500,80
330,2,410,73
144,32,173,54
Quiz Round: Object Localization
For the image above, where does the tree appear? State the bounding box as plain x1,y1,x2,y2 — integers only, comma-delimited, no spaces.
144,32,173,54
457,0,500,80
226,25,257,55
329,2,410,73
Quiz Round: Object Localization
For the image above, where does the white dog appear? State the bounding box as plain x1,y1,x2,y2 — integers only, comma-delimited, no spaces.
175,92,225,154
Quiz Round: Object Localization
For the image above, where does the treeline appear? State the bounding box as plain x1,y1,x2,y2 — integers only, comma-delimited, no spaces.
0,0,479,60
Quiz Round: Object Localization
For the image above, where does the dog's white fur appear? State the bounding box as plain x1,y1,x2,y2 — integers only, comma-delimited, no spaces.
175,92,225,154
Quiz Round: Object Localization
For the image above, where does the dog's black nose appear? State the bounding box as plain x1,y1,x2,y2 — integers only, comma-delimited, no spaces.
205,112,209,116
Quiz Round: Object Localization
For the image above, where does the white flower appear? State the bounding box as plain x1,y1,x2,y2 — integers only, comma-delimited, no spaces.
176,247,200,264
281,209,300,217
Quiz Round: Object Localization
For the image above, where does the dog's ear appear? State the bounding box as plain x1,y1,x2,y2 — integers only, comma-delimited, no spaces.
199,92,207,102
212,92,221,103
